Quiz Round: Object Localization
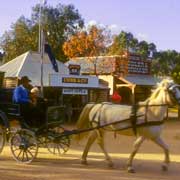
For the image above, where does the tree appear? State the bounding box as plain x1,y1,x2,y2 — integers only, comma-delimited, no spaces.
32,3,84,61
152,50,180,76
172,65,180,84
108,31,138,55
63,25,109,58
0,16,38,62
136,41,156,60
108,31,137,55
63,25,110,74
108,31,156,60
0,3,84,62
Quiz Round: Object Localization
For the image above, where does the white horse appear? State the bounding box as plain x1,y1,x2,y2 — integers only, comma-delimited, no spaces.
76,79,180,173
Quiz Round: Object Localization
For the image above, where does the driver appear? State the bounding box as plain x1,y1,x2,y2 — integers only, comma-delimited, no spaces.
12,76,32,126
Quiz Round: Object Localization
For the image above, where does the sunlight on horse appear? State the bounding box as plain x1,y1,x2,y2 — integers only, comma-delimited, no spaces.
75,79,180,173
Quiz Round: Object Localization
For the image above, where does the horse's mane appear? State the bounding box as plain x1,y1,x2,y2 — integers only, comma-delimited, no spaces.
139,79,172,104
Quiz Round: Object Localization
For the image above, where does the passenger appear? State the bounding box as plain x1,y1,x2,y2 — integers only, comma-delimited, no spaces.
12,76,32,126
30,87,41,106
30,87,47,127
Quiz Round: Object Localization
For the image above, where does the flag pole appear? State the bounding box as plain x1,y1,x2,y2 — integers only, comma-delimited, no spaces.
40,29,44,98
39,0,45,98
38,1,42,53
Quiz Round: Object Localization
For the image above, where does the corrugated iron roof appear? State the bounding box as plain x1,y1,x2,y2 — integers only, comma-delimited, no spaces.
0,51,69,86
120,75,161,86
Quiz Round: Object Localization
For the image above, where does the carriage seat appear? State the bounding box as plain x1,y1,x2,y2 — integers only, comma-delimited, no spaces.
0,103,21,118
0,102,33,130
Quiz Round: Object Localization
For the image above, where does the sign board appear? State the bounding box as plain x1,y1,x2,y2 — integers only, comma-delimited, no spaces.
49,74,99,88
128,54,151,75
68,64,80,75
62,77,88,84
62,88,88,95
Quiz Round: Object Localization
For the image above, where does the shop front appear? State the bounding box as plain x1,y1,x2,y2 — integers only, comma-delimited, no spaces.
49,74,109,121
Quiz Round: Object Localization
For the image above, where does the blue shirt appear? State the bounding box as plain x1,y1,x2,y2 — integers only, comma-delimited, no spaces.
13,85,30,104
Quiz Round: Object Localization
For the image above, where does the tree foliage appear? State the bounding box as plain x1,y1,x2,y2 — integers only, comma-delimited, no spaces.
108,31,138,55
0,16,38,62
0,3,84,62
108,31,156,60
63,25,109,58
172,65,180,84
152,50,180,76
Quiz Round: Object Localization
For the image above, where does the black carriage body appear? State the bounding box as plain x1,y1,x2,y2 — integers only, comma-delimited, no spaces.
0,87,71,163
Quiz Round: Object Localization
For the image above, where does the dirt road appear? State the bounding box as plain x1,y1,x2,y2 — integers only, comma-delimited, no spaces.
0,120,180,180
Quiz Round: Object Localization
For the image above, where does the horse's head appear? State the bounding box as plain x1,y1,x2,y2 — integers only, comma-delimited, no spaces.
168,82,180,105
158,79,180,105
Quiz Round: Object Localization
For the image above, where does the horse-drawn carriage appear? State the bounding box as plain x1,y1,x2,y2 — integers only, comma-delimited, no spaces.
0,79,180,173
0,102,71,163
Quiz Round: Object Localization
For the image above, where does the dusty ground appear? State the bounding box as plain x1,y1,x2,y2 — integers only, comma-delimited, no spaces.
0,120,180,180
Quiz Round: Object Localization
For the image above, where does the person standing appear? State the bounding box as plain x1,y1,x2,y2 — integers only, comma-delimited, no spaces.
111,91,122,104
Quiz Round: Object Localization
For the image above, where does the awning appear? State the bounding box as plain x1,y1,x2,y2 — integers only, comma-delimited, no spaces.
118,75,161,86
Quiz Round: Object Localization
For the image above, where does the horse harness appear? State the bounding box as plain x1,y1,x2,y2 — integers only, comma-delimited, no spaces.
90,102,169,136
130,102,168,135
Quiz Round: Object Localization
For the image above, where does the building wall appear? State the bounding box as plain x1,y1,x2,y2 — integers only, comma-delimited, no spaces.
98,75,114,95
89,89,109,102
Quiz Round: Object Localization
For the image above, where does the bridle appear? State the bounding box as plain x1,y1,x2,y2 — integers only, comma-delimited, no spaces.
168,84,180,104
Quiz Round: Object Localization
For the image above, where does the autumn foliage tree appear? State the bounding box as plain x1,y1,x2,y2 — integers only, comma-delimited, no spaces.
63,25,110,74
63,25,109,58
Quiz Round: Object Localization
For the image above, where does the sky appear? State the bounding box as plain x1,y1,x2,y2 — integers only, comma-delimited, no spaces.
0,0,179,51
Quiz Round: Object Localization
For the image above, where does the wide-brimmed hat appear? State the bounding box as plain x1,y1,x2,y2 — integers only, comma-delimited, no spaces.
20,76,31,83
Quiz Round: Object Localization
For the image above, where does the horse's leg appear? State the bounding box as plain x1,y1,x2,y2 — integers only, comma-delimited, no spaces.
127,136,145,173
96,130,113,167
152,137,170,171
81,130,97,165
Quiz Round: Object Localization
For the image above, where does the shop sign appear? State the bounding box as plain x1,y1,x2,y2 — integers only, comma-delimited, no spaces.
62,77,88,84
128,56,150,75
62,88,88,95
49,74,99,88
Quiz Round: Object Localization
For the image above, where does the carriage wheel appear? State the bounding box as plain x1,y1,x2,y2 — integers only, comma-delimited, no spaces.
0,126,5,153
10,129,38,163
46,125,70,155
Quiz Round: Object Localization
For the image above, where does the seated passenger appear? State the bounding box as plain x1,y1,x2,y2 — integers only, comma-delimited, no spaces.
30,87,47,127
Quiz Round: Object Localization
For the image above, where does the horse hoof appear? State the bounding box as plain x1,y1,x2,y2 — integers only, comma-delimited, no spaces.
127,166,136,173
162,164,168,171
81,160,88,165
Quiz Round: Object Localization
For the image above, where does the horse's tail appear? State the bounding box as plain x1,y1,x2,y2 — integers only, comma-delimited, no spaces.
74,103,95,142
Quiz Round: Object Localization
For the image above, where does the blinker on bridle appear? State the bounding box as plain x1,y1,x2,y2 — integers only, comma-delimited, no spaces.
168,84,180,103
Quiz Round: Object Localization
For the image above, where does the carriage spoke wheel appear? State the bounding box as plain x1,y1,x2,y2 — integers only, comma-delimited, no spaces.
10,129,38,163
0,126,6,153
46,125,70,155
